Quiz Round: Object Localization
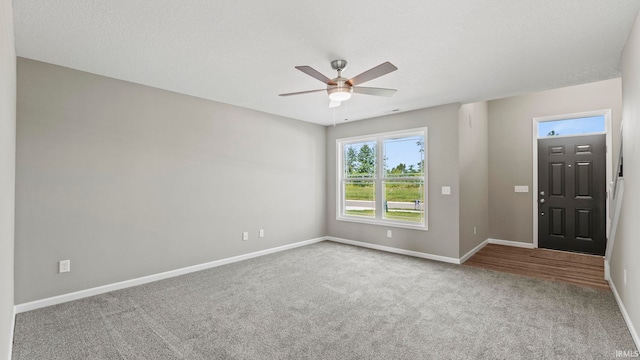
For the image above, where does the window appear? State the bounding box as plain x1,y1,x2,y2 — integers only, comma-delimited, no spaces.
538,115,605,138
337,128,427,230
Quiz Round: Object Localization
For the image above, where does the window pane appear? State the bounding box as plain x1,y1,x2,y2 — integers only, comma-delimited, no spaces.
538,116,605,138
383,181,424,223
344,141,376,178
344,180,375,218
383,135,424,177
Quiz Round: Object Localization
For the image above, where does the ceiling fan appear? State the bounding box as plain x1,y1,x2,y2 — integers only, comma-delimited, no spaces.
279,60,398,108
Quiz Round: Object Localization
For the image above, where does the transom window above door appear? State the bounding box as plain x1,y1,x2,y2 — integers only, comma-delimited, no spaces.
537,115,606,138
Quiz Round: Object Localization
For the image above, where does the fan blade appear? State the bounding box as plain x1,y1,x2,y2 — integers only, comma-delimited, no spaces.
295,66,337,85
329,100,341,108
352,87,397,97
279,89,326,97
346,62,398,86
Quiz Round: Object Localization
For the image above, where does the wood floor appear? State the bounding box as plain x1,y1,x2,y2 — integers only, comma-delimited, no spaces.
464,244,609,291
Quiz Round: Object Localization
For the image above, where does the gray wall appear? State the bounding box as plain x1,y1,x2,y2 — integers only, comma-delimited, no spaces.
0,0,15,358
611,11,640,347
458,102,489,257
487,79,622,244
326,104,461,259
15,58,326,304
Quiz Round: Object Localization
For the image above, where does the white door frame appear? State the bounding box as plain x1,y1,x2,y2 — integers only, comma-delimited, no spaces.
531,109,613,249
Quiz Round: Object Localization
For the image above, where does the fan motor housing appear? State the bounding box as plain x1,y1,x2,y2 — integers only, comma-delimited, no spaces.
327,76,352,101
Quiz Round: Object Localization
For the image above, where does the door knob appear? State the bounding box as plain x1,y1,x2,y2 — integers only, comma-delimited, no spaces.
540,198,545,204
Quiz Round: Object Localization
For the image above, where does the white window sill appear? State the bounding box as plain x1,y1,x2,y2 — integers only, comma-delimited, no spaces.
336,216,428,231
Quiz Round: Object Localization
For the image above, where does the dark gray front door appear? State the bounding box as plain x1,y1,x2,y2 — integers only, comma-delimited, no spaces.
538,134,606,255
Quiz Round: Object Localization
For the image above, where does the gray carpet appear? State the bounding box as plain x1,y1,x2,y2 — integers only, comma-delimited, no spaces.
12,241,636,359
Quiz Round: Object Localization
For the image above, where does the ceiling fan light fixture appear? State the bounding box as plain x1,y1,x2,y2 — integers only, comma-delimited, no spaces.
279,60,397,108
328,87,352,102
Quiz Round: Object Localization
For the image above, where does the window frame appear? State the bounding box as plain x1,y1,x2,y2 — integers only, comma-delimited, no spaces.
336,127,428,231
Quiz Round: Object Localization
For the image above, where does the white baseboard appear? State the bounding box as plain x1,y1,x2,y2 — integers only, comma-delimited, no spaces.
487,238,535,249
8,306,15,360
605,259,610,281
459,239,489,264
15,237,326,314
327,236,461,264
608,277,640,351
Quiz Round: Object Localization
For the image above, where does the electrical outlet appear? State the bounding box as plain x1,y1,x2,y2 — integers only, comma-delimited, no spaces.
387,230,392,238
59,260,70,273
259,229,264,238
474,227,477,235
624,269,627,285
242,232,248,241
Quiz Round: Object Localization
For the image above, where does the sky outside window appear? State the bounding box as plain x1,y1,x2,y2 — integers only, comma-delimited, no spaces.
384,135,424,175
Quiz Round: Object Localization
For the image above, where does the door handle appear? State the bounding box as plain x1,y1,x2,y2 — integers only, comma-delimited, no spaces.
540,198,545,204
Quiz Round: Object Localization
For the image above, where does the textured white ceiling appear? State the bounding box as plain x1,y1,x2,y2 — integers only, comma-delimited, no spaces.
13,0,640,126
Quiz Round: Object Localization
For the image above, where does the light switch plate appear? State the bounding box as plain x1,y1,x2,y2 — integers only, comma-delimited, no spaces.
442,186,451,195
59,260,70,273
514,186,529,193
